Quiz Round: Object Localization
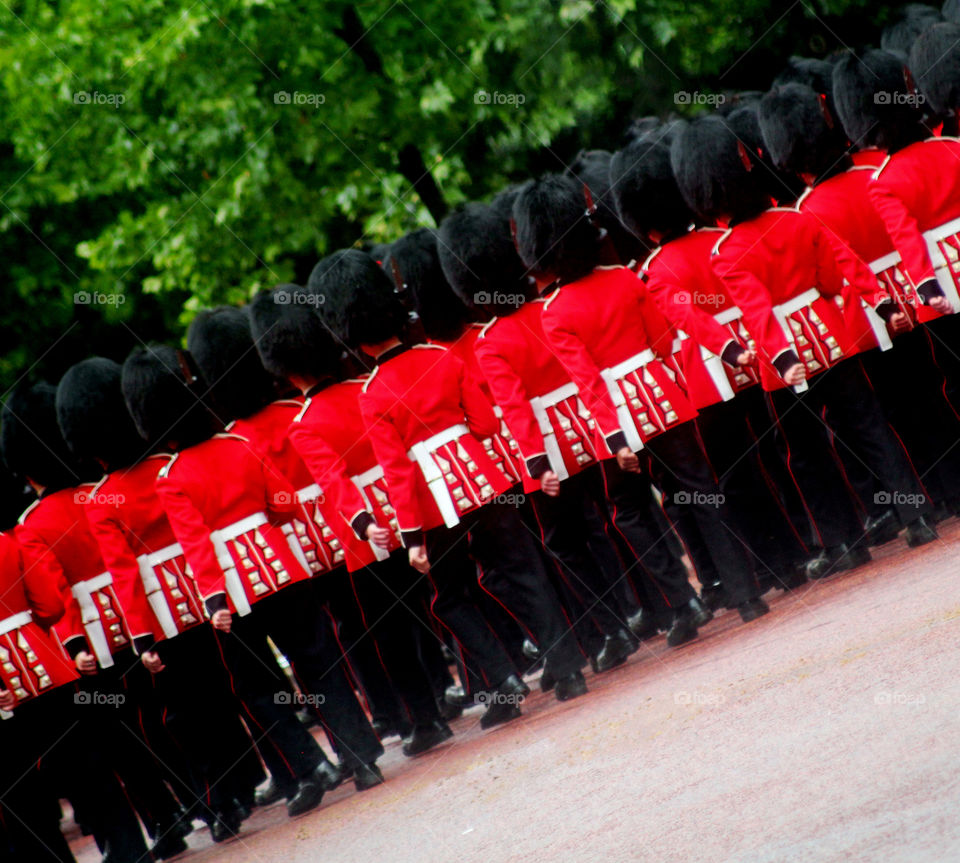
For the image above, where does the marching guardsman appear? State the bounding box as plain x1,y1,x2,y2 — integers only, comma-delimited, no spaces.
247,286,455,755
320,248,591,704
56,357,267,844
187,304,430,769
758,80,960,523
608,129,809,591
512,173,769,625
123,344,359,819
2,384,153,862
672,111,936,580
434,201,640,668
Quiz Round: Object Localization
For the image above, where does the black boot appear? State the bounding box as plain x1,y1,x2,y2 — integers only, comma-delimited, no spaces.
402,720,454,757
592,631,633,673
286,775,326,817
254,776,297,807
626,607,659,641
863,509,900,546
905,516,937,548
688,595,714,628
737,597,770,622
665,610,698,647
353,762,385,791
806,544,871,580
554,670,588,702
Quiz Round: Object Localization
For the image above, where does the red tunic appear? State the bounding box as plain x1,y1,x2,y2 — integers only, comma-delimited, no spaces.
540,266,698,453
643,228,760,409
474,298,600,490
711,208,864,391
154,433,310,616
868,136,960,309
431,323,523,484
231,399,346,576
84,454,205,648
359,344,515,547
0,530,76,706
16,485,135,668
288,380,402,572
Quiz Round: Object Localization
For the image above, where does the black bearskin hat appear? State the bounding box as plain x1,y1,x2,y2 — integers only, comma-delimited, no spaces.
566,149,648,264
512,173,601,283
946,0,960,22
832,49,928,151
121,345,218,451
671,114,773,224
758,83,851,178
437,202,534,318
910,22,960,114
609,133,694,241
186,306,278,422
773,56,836,94
56,357,145,471
2,383,87,492
382,229,469,342
308,249,407,348
248,286,342,383
881,4,942,56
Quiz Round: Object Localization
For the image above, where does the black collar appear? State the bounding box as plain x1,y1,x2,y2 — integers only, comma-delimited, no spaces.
305,377,337,398
376,343,410,365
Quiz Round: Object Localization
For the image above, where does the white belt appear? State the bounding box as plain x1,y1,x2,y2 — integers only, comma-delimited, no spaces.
869,251,902,275
209,513,269,617
529,382,580,481
296,482,322,502
772,288,820,393
137,543,183,640
600,349,655,452
865,253,905,351
408,423,471,528
349,467,390,561
0,611,32,637
71,572,115,668
923,218,960,310
713,306,744,326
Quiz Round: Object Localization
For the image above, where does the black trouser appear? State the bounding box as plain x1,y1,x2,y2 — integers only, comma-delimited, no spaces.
340,553,443,730
5,687,148,862
321,569,405,731
601,461,696,618
256,581,384,770
79,648,182,834
925,312,960,410
860,333,960,510
217,609,328,785
766,360,932,548
153,624,266,819
530,468,631,644
696,392,807,583
427,501,586,684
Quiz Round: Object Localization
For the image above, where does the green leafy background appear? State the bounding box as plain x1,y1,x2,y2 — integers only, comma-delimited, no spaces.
0,0,908,389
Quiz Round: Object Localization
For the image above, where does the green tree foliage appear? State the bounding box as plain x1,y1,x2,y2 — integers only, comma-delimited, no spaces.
0,0,912,389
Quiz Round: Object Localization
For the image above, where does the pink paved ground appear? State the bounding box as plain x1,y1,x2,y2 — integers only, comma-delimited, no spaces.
73,521,960,863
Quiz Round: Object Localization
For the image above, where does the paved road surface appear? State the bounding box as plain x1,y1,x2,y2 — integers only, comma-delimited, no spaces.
72,521,960,862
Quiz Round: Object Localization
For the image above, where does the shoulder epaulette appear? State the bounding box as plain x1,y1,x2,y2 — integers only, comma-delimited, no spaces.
412,343,447,352
293,398,312,424
711,228,734,257
155,452,179,480
542,289,562,311
477,318,500,339
872,155,893,180
17,498,40,526
640,246,664,272
794,186,814,210
361,366,380,393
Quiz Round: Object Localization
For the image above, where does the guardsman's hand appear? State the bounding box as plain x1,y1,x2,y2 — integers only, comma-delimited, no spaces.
540,470,561,497
888,311,911,333
365,523,392,549
0,689,14,711
75,650,98,675
783,363,807,387
408,545,430,574
141,651,165,674
928,295,953,316
736,348,757,367
616,446,640,473
211,609,233,633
